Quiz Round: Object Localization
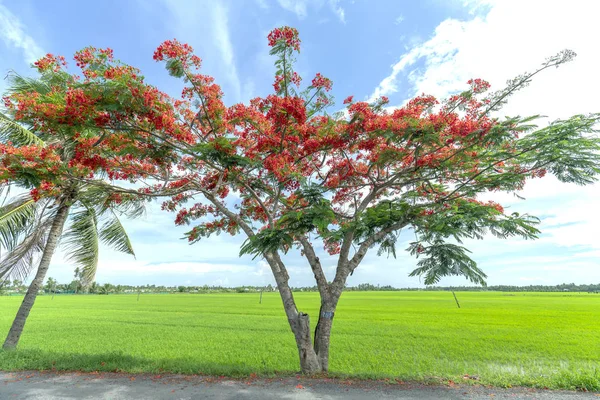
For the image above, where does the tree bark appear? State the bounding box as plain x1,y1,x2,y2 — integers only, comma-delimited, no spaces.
263,251,324,374
313,301,335,371
263,247,347,375
291,311,322,374
2,202,71,350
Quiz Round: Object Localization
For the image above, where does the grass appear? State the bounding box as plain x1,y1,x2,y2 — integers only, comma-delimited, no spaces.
0,291,599,390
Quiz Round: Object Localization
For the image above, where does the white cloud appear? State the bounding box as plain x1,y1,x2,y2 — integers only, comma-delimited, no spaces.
367,44,422,102
277,0,346,23
99,261,251,276
536,186,600,249
212,3,242,103
277,0,309,18
329,0,346,23
159,0,243,103
395,14,404,25
0,4,44,64
254,261,271,277
255,0,269,9
370,0,600,117
364,0,600,284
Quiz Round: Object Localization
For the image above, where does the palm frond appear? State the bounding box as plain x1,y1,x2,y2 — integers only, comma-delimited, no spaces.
0,112,45,146
6,72,53,96
79,184,147,218
0,195,37,251
0,219,51,282
99,209,135,257
62,207,99,287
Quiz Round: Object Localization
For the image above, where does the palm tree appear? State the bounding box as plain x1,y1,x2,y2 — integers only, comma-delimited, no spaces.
45,277,57,293
0,186,141,349
88,281,99,294
0,72,146,349
99,283,113,295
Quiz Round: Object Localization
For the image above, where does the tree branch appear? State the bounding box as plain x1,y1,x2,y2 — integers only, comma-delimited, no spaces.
332,218,409,294
298,236,330,301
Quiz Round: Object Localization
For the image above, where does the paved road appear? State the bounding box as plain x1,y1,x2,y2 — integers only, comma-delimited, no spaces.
1,371,598,399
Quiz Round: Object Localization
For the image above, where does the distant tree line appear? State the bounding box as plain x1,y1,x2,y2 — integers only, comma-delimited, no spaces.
1,279,599,295
418,283,600,293
292,282,600,293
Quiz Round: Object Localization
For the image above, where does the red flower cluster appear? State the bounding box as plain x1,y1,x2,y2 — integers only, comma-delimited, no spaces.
153,39,202,69
34,54,67,73
141,29,547,252
311,73,332,91
467,78,491,94
74,47,114,78
267,27,300,51
276,94,306,121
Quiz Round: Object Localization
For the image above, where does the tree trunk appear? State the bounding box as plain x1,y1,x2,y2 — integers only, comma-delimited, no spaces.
263,252,341,374
313,302,335,372
263,252,323,374
2,202,70,350
290,312,322,374
289,300,337,373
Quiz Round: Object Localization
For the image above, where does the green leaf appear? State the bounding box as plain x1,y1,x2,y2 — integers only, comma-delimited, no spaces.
99,210,135,257
408,241,487,286
239,229,294,259
165,58,185,78
0,112,45,146
0,218,51,282
62,207,99,287
0,195,37,251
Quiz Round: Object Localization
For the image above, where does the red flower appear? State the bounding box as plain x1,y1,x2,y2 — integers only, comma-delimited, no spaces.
311,73,332,91
267,27,301,51
34,54,67,72
153,39,202,69
467,78,491,94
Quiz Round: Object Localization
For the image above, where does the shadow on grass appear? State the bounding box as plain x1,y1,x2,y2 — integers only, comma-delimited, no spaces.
0,348,288,378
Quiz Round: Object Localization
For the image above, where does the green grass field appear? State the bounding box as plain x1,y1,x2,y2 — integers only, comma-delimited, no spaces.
0,291,599,390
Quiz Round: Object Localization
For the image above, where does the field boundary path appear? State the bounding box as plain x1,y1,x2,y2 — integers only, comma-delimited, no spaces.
1,371,598,399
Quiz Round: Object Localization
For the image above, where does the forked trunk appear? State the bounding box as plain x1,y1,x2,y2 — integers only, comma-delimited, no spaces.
288,301,336,374
2,203,70,350
264,252,337,374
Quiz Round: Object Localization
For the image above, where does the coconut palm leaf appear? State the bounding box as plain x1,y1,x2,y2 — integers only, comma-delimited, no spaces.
99,209,135,257
80,184,146,219
0,112,44,146
0,195,37,251
62,207,99,287
0,219,51,282
6,72,54,97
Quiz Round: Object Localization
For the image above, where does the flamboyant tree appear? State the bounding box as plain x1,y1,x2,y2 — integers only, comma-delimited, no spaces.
139,27,599,374
0,49,178,349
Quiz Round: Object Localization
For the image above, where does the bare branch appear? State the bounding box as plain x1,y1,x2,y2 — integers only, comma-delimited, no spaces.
298,236,330,301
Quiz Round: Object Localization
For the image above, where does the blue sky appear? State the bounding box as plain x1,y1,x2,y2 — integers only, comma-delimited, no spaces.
1,0,599,287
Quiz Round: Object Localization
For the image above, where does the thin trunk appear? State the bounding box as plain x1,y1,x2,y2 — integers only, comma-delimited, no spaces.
452,291,461,308
2,202,70,350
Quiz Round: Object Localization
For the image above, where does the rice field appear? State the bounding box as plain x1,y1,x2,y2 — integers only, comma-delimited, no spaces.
0,291,599,390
